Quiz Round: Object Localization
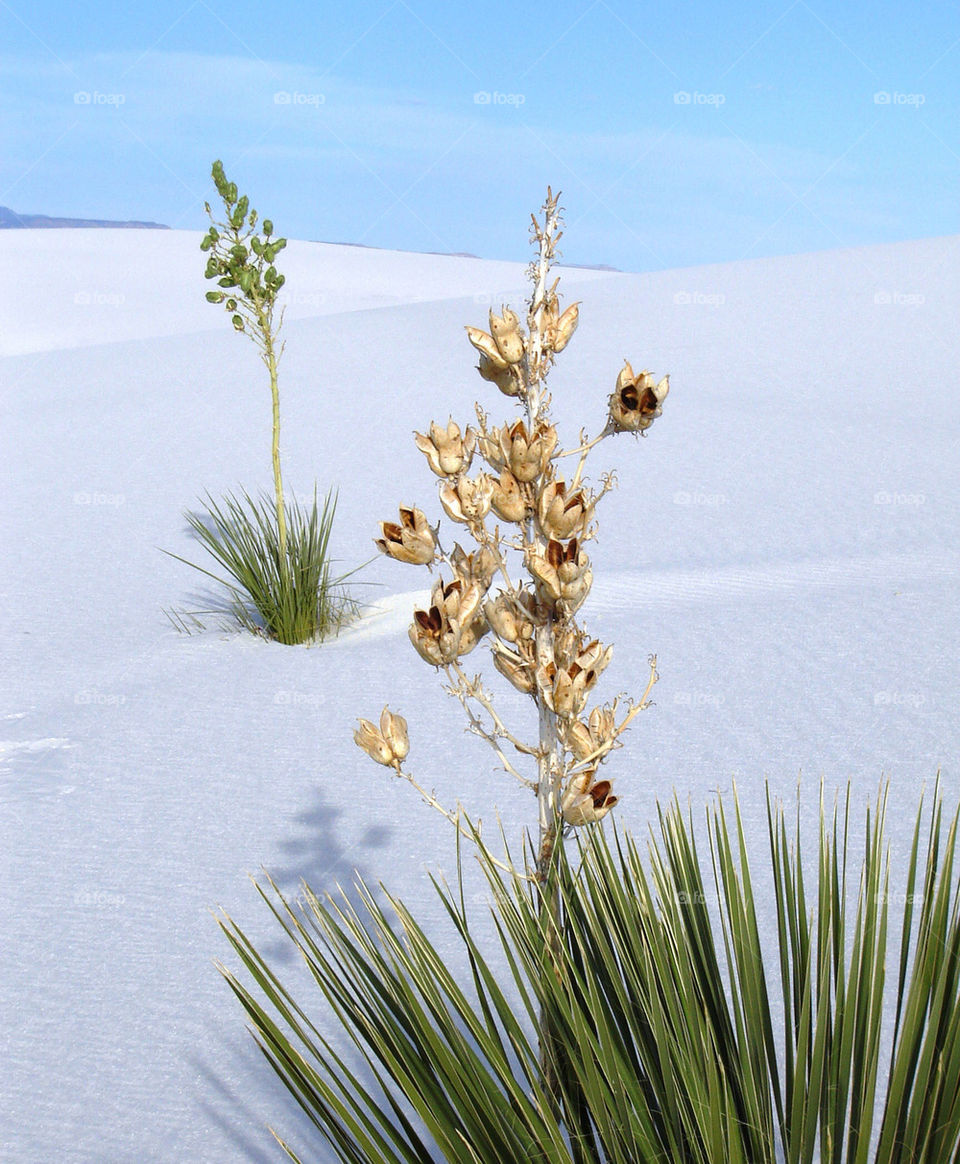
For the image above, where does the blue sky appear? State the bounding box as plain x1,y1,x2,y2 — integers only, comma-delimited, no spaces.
1,0,957,270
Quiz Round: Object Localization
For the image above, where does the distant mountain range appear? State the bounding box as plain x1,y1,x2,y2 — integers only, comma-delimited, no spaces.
0,205,169,229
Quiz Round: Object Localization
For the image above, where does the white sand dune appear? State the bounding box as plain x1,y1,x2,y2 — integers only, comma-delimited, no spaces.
1,226,958,1161
588,552,960,609
0,228,611,357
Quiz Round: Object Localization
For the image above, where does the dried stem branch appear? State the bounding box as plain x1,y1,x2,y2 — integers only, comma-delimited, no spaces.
445,662,539,780
366,186,669,892
390,762,520,876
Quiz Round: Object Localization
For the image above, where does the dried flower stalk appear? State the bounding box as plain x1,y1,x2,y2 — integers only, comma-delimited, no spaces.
356,188,668,880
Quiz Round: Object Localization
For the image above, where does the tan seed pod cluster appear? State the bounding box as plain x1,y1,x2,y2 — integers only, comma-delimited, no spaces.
489,469,527,524
465,326,505,368
534,631,611,718
537,478,594,541
480,419,557,483
407,577,489,665
450,543,499,593
408,604,460,666
527,538,593,614
439,473,495,525
567,705,617,763
484,587,538,645
542,292,580,355
477,353,524,398
537,656,602,718
608,362,669,434
488,307,525,364
464,307,526,371
492,639,537,694
415,419,477,476
375,505,436,565
433,575,484,628
553,302,579,352
354,707,409,767
561,770,618,827
552,631,613,679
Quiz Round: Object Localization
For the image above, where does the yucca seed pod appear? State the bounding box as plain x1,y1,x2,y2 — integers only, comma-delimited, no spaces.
465,326,509,369
456,611,490,657
553,301,580,352
537,478,594,541
491,419,558,483
414,418,476,477
488,306,525,364
354,717,395,766
574,639,613,677
439,473,494,525
609,361,670,433
561,771,618,827
490,469,527,524
539,658,599,718
379,706,409,763
450,543,498,592
477,353,523,397
408,605,461,666
484,588,536,644
559,569,593,616
565,703,619,768
375,505,436,565
552,666,586,717
528,538,591,610
492,642,536,694
431,576,483,629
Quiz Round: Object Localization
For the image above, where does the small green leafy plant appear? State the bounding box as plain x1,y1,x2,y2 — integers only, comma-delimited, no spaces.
170,161,358,645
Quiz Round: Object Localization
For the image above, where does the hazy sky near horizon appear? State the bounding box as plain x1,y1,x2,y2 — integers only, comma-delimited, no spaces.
1,0,957,270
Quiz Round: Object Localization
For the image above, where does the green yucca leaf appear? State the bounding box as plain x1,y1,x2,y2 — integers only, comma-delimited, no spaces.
167,488,362,645
220,782,960,1162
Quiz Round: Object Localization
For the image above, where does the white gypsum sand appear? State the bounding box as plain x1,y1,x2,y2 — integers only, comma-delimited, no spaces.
0,227,957,1161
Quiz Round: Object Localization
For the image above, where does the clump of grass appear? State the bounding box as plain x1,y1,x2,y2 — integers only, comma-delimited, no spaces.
170,488,361,644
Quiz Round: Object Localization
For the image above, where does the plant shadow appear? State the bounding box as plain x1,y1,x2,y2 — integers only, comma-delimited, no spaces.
255,788,392,966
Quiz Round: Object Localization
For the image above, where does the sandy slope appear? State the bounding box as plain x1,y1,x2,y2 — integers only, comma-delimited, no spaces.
1,229,958,1161
0,228,611,358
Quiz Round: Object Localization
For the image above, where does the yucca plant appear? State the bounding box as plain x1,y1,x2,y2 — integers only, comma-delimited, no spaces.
349,188,667,1094
219,780,960,1162
218,190,960,1160
203,159,289,561
522,780,960,1164
171,487,360,643
171,162,359,644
